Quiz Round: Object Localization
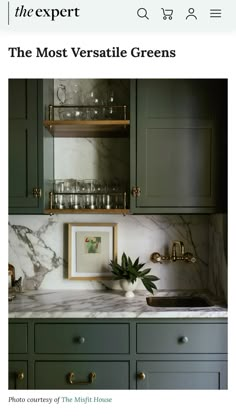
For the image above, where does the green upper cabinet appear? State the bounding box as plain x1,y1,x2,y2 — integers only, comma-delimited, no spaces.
9,79,43,214
9,79,54,214
130,79,227,214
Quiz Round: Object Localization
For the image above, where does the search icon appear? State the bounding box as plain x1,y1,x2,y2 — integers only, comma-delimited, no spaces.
137,8,149,20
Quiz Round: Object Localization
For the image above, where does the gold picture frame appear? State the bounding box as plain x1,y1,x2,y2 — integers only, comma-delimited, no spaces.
68,223,117,280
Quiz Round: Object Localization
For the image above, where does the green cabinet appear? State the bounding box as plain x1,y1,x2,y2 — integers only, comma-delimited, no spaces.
8,318,227,390
35,361,129,390
130,79,227,213
9,361,28,389
35,322,129,354
136,321,227,390
9,79,43,214
137,361,227,390
9,323,28,389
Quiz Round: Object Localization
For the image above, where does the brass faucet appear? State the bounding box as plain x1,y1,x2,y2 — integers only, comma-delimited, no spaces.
150,241,196,264
172,241,185,261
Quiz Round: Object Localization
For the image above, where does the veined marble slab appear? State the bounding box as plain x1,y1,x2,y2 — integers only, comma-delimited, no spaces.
8,289,227,319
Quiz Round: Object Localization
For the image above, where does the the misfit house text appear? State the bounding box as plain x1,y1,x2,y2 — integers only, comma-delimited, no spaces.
8,46,176,59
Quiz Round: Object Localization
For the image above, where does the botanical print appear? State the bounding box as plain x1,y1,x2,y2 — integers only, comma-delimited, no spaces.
84,236,101,254
75,230,110,275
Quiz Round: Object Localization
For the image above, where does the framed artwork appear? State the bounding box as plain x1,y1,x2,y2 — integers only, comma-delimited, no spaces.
68,223,117,280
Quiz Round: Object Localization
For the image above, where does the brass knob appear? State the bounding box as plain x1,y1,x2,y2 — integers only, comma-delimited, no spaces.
137,372,146,381
17,372,24,381
180,336,189,344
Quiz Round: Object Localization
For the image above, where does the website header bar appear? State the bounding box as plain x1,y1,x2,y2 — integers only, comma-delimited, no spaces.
1,0,235,33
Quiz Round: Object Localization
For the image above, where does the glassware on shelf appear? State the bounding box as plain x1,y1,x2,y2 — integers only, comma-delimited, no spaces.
50,178,127,210
108,91,115,105
57,84,67,105
64,179,77,193
74,108,86,120
54,194,65,209
68,194,80,209
54,180,64,193
58,108,75,120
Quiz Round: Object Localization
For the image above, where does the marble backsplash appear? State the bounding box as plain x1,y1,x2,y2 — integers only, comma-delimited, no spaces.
208,214,227,299
9,214,215,293
54,137,130,187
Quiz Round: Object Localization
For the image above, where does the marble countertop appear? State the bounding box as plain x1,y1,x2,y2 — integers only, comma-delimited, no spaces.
8,289,227,318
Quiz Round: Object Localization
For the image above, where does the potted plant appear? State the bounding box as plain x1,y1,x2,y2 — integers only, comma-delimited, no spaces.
109,252,159,298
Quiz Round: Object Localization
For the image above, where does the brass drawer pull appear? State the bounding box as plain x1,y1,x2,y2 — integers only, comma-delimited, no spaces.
17,371,24,381
68,371,96,385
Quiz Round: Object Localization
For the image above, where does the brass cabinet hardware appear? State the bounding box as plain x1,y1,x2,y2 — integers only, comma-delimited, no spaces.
17,372,24,381
132,187,141,197
68,371,96,385
179,336,189,344
137,372,146,381
49,192,53,209
32,188,42,198
48,105,54,121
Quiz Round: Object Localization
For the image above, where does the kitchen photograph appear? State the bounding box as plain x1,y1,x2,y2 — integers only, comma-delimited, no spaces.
8,78,228,390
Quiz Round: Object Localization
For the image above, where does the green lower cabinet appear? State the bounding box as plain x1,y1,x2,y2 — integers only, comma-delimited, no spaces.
34,361,129,390
9,361,28,389
9,323,28,354
137,361,227,390
8,319,227,390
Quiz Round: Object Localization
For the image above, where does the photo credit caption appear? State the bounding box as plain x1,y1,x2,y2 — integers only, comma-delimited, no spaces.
9,395,113,404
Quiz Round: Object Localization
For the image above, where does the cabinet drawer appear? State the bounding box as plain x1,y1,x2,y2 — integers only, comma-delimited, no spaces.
137,323,227,354
35,323,129,354
35,361,129,389
137,361,227,390
9,323,28,354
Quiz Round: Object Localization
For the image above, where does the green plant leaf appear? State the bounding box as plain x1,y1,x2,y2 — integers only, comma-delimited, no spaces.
109,253,160,288
121,253,128,269
137,263,145,271
128,257,133,266
142,278,157,294
139,268,151,277
133,257,139,267
144,275,159,281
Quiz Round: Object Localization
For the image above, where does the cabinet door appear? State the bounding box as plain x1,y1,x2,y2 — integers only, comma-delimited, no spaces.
35,361,129,390
9,361,27,389
9,323,28,354
9,79,43,214
131,79,227,213
137,361,227,390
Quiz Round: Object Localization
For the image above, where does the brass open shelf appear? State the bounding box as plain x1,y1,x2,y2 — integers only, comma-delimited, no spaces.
44,208,130,215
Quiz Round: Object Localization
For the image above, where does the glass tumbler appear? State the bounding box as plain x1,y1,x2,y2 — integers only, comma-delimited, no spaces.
54,180,64,193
